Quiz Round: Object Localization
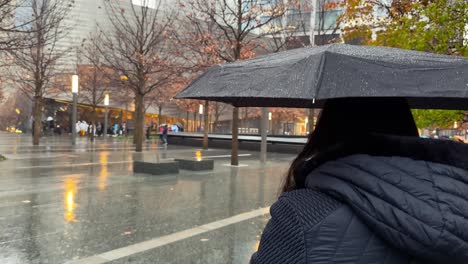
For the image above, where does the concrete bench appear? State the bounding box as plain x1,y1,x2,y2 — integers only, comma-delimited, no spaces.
133,161,179,175
174,159,214,171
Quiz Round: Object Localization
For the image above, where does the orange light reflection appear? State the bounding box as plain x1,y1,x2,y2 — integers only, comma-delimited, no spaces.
98,152,109,191
254,240,260,251
64,178,78,223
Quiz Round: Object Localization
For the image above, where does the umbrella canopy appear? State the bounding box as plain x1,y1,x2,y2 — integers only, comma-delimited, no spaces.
176,44,468,109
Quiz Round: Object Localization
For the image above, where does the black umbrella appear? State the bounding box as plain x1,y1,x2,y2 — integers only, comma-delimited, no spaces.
176,44,468,109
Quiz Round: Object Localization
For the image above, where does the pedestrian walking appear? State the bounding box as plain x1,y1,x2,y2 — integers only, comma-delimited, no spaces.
162,124,168,145
146,124,151,140
113,123,119,136
122,122,127,136
251,98,468,264
96,122,102,136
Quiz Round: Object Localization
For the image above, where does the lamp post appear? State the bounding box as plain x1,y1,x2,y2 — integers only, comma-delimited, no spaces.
305,117,309,135
104,94,109,138
268,112,272,135
120,75,128,129
199,104,203,132
71,75,79,145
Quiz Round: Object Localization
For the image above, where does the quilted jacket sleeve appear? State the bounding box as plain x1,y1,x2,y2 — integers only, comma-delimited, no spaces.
251,189,413,264
251,189,343,264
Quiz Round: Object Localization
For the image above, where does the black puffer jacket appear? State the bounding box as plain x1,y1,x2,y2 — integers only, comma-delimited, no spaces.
251,135,468,264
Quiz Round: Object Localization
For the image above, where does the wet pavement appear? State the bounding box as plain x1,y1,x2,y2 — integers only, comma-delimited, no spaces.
0,132,294,264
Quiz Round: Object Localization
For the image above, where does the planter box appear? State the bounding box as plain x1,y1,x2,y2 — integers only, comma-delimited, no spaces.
174,159,214,171
133,161,179,175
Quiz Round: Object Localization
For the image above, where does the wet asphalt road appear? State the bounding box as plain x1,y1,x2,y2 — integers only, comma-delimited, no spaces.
0,133,294,264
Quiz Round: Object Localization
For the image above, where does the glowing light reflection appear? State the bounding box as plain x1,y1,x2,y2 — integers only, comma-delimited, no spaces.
64,178,78,223
254,240,260,251
98,152,109,191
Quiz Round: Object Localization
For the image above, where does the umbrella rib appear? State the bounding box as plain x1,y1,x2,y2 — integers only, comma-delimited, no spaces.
313,52,327,105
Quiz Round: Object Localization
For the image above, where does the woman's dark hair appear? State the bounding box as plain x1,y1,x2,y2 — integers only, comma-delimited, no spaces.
282,97,419,193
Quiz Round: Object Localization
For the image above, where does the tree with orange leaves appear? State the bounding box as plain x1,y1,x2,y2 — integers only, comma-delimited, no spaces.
269,108,306,135
146,80,187,126
175,98,201,132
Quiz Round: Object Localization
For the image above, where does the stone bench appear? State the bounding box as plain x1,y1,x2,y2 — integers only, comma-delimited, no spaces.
174,159,214,171
133,161,179,175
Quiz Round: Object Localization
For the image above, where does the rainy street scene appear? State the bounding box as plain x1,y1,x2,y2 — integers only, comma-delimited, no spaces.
0,0,467,263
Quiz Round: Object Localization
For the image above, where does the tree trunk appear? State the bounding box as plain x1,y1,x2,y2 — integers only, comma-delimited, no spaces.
231,107,239,166
134,93,145,152
308,109,314,134
186,111,189,132
158,106,162,125
32,96,42,146
90,107,97,142
192,112,197,132
203,101,209,149
243,107,249,132
208,113,212,133
214,109,220,133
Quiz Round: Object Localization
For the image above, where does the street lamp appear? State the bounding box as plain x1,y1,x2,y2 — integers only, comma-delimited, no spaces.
71,75,79,145
104,94,109,138
305,117,309,135
268,112,272,135
198,104,203,132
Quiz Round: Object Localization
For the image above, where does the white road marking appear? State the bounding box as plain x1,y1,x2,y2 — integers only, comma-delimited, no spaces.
222,163,249,167
66,207,270,264
203,154,252,158
16,161,133,169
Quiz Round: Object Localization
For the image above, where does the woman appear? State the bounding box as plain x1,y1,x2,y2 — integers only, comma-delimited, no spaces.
251,98,468,264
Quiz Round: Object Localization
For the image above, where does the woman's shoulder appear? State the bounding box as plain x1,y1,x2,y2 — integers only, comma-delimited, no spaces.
268,189,411,263
252,190,345,264
274,189,344,230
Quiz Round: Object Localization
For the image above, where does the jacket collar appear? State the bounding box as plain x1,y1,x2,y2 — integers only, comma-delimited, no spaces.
298,134,468,178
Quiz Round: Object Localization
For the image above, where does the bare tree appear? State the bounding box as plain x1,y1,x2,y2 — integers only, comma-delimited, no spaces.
180,0,292,165
75,33,116,141
210,102,229,133
1,0,34,51
261,0,312,51
314,0,341,45
8,0,71,145
146,80,185,125
97,0,179,152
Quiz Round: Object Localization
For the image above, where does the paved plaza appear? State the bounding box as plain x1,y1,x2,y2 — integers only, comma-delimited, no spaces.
0,132,295,264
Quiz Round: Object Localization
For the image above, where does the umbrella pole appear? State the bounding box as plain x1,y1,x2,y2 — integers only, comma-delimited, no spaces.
231,107,239,166
260,107,268,164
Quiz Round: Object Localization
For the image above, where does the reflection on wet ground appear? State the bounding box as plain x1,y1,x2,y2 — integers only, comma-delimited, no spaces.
0,133,294,264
